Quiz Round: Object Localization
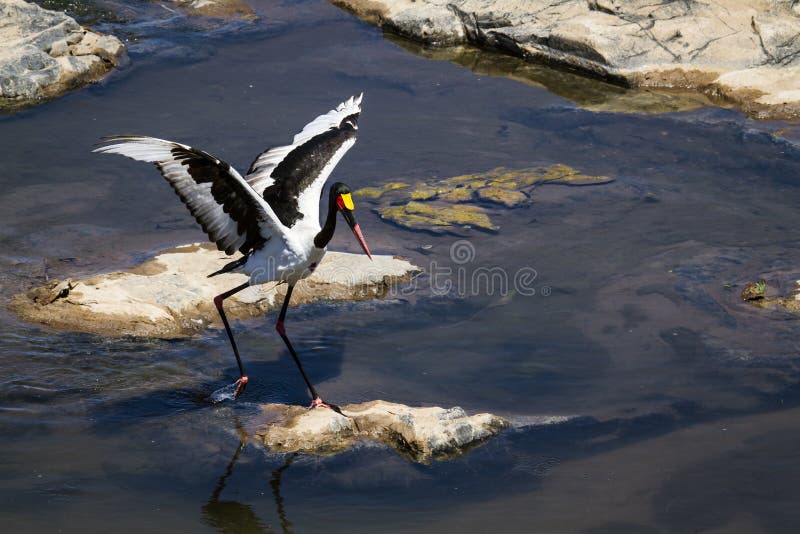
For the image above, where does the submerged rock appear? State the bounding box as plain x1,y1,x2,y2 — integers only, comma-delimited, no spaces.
742,278,800,314
355,165,612,233
381,201,499,233
255,400,509,462
741,280,767,302
0,0,125,108
330,0,800,120
9,243,420,338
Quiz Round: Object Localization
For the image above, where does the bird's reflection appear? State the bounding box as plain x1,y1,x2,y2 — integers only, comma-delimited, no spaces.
270,453,296,534
202,421,297,534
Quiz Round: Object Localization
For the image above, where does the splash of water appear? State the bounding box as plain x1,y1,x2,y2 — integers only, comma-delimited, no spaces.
208,381,240,403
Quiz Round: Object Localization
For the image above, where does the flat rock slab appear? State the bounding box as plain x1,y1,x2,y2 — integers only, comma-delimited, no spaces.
10,243,420,338
0,0,125,108
331,0,800,119
256,400,509,462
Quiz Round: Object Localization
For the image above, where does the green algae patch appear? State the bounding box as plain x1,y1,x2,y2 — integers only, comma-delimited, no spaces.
380,202,498,233
477,187,528,207
362,164,613,233
354,187,386,200
440,187,474,203
354,182,409,199
410,187,441,200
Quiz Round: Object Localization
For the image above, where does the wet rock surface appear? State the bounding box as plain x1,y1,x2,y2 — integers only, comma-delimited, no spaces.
355,165,613,233
330,0,800,119
0,0,125,108
9,243,420,338
742,278,800,313
255,400,510,462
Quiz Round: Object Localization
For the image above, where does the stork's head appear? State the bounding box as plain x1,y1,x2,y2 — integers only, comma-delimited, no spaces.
331,182,371,259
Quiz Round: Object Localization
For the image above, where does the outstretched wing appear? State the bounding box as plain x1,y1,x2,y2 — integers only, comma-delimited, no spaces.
93,136,287,255
245,94,362,228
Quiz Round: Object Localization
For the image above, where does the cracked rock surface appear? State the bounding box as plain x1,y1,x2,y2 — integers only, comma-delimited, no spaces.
331,0,800,119
0,0,125,108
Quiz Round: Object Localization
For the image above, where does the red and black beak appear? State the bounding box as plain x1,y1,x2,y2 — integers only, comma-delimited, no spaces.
337,193,372,259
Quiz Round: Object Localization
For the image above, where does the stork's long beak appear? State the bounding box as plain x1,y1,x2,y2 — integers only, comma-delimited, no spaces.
342,208,372,260
338,193,372,259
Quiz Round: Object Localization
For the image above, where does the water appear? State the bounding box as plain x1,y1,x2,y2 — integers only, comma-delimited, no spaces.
3,1,800,531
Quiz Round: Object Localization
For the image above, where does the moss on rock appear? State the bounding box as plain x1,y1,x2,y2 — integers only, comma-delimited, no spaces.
354,182,409,199
356,164,613,233
380,201,498,233
477,186,528,207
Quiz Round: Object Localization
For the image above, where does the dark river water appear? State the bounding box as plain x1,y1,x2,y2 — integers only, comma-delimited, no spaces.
3,1,800,532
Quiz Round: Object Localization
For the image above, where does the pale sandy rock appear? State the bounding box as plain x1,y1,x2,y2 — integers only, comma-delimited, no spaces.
48,39,68,57
331,0,800,119
713,65,800,119
256,400,510,462
9,243,420,338
0,0,125,107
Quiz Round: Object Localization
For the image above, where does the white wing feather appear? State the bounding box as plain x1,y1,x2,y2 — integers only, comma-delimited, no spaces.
94,136,288,254
245,93,363,196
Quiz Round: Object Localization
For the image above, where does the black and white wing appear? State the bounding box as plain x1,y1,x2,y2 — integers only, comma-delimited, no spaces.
245,94,362,228
93,136,286,255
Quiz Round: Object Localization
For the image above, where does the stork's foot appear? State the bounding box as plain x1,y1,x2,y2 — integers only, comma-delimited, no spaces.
308,397,343,415
233,376,248,399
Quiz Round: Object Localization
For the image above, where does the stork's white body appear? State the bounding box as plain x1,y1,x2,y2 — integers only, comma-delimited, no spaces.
242,222,326,286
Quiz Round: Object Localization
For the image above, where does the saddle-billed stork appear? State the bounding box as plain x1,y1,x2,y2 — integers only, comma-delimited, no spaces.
94,94,371,411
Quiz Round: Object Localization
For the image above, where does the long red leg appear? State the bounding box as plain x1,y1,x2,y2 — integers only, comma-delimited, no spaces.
275,285,342,414
213,282,250,398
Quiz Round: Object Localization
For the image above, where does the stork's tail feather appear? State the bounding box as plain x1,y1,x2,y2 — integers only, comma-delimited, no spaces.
208,255,249,278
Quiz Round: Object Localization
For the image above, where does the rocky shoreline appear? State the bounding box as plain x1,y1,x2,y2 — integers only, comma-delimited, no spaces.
0,0,125,108
4,0,800,119
330,0,800,120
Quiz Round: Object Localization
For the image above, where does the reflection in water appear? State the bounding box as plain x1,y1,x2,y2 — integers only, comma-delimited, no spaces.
269,454,296,534
202,420,297,534
385,33,716,115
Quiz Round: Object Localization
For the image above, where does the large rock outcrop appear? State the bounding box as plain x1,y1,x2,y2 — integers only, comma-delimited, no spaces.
256,400,511,462
331,0,800,119
0,0,125,108
9,243,420,338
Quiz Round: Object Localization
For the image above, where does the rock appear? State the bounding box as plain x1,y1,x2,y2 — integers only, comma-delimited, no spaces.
476,186,528,207
389,36,716,116
0,0,125,108
330,0,800,119
741,278,800,314
741,280,767,302
381,201,499,233
255,400,509,462
357,165,613,234
9,243,420,338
